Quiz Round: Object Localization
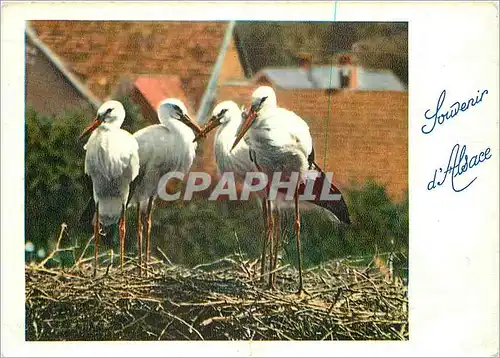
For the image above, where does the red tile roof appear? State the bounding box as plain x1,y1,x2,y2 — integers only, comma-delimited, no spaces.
29,21,231,109
134,75,189,112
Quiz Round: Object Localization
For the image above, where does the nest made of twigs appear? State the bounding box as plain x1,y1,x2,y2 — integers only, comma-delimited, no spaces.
26,253,408,341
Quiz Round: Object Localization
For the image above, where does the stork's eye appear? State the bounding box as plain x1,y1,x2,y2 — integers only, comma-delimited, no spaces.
171,104,182,114
104,108,113,116
260,96,268,105
218,109,228,118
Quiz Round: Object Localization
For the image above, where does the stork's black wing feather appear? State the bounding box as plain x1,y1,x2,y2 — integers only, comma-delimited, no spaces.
126,165,147,206
308,146,315,170
304,161,351,225
309,177,351,224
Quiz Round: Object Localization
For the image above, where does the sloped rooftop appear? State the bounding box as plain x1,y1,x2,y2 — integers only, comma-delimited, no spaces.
30,21,231,108
134,75,190,112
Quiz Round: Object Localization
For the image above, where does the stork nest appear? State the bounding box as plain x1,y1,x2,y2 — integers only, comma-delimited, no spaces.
26,254,408,341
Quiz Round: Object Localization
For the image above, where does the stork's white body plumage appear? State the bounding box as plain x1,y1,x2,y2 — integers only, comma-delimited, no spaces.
131,120,197,207
243,94,350,226
84,124,139,225
230,86,315,293
128,98,202,272
244,106,313,183
81,100,139,275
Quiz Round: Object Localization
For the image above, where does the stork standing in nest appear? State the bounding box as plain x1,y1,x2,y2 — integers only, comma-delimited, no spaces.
129,98,202,273
194,100,278,286
80,100,140,276
230,86,351,294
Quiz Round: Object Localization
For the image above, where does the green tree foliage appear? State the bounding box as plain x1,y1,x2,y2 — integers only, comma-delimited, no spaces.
145,181,408,273
141,200,264,266
352,33,408,85
25,106,90,251
279,181,408,270
115,95,146,134
345,181,408,254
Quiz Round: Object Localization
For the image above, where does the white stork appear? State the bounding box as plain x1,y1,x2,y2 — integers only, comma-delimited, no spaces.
80,100,140,276
130,98,202,273
230,86,351,294
194,101,279,286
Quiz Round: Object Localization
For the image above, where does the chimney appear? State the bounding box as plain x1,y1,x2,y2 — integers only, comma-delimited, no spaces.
338,54,357,89
297,52,319,88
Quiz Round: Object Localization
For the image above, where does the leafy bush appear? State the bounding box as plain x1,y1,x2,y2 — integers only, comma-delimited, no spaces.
345,181,408,254
25,106,91,252
146,180,408,272
126,199,263,266
115,95,146,133
281,180,408,275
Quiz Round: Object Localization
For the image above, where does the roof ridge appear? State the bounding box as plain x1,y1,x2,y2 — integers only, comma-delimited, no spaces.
25,23,102,109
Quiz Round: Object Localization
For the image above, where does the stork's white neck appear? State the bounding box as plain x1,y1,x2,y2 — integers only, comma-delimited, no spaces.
258,103,278,117
215,114,245,152
216,123,238,151
100,122,123,131
162,117,196,139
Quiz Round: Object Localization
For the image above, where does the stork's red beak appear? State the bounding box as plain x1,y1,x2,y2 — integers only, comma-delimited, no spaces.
230,106,257,152
79,115,103,139
181,113,203,135
193,115,221,142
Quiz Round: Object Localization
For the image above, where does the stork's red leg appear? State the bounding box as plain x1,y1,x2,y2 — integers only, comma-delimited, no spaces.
294,183,306,295
137,204,143,275
119,204,126,271
93,203,100,277
270,207,280,290
145,196,154,271
260,197,268,283
266,201,274,287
